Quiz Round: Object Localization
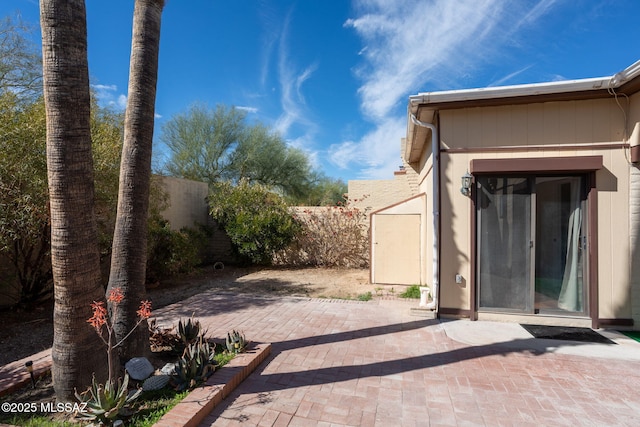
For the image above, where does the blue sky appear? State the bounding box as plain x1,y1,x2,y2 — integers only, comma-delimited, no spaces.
3,1,640,182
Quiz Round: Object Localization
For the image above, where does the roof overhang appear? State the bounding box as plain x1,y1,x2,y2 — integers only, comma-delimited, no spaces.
405,59,640,163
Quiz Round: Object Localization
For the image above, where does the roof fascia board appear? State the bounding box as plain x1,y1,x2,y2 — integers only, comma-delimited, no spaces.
411,86,613,111
409,59,640,116
404,59,640,164
409,77,610,108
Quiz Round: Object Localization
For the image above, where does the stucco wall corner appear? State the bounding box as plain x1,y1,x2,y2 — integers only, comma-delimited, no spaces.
629,165,640,326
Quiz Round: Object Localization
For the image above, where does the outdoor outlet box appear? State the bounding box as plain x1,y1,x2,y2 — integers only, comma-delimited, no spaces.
455,274,463,284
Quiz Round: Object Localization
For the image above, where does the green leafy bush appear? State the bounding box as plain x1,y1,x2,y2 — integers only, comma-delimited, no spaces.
146,216,210,283
208,180,301,265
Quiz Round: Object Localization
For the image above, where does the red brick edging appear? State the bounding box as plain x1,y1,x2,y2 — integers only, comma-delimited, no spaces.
153,342,271,427
0,349,52,398
0,343,271,427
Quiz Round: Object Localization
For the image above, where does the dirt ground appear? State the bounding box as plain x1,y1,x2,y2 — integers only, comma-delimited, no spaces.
0,265,403,367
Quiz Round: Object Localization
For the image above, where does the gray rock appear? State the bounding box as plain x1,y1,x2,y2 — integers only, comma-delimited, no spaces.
125,357,154,381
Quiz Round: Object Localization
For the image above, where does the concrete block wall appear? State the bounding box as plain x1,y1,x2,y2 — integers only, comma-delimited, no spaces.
157,175,209,230
348,173,415,213
348,138,421,214
157,175,236,264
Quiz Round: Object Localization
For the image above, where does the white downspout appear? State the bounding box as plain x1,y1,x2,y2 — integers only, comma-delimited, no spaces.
410,114,439,311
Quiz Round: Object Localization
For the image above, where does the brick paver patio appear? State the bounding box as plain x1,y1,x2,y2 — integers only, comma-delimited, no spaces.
150,292,640,427
2,291,639,426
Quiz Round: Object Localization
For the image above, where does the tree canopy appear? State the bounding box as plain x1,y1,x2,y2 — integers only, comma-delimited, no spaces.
0,91,126,307
160,103,346,205
0,15,42,98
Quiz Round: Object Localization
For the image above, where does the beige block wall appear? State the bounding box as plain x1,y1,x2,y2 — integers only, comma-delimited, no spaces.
348,172,416,214
435,98,631,320
157,175,209,230
348,138,420,213
156,175,239,264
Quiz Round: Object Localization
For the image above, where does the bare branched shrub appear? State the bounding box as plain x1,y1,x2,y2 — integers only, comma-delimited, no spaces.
275,197,370,268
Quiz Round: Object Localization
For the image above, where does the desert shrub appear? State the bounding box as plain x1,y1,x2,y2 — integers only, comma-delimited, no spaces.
274,196,370,268
357,291,372,301
146,216,210,282
208,180,301,265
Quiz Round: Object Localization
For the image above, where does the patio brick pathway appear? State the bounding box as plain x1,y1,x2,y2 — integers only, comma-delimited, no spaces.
150,292,640,427
2,291,639,426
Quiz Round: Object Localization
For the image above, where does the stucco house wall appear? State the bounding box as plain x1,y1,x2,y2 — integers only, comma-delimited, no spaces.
434,99,630,324
366,59,640,328
628,91,640,326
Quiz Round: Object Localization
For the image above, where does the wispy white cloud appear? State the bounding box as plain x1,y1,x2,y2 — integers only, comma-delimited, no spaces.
91,82,164,119
549,74,568,82
92,84,117,92
257,0,280,88
345,0,508,120
513,0,560,32
288,134,321,169
117,94,127,109
332,0,562,180
91,83,129,110
236,106,259,114
272,8,319,147
489,65,533,87
329,117,405,179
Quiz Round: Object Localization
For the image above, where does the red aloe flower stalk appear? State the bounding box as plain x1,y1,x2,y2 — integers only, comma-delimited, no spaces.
107,287,124,304
85,287,153,384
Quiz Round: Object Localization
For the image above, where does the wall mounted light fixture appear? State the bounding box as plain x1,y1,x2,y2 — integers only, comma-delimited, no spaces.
460,171,473,196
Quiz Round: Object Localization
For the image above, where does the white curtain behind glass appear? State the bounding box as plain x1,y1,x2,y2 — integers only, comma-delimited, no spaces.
558,177,583,312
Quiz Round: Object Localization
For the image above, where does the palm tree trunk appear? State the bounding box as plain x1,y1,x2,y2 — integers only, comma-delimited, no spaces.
107,0,164,361
40,0,107,402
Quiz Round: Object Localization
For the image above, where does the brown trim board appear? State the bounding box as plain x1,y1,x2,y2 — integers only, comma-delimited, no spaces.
438,307,471,319
598,318,634,327
588,172,599,329
470,156,603,174
444,144,627,154
632,146,640,164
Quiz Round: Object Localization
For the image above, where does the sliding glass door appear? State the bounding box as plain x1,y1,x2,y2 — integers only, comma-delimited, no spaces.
477,175,587,315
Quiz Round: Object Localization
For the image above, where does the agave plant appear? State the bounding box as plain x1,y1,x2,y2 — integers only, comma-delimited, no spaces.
178,316,204,346
173,338,218,391
225,330,247,354
75,372,141,426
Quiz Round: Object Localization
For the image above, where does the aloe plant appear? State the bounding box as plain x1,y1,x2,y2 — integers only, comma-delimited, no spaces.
177,316,203,346
75,372,141,426
173,338,218,391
